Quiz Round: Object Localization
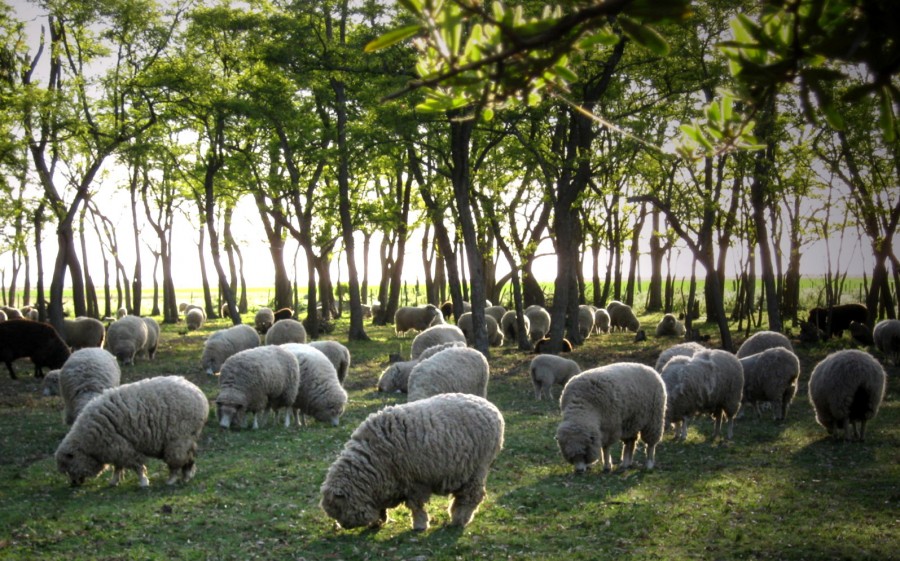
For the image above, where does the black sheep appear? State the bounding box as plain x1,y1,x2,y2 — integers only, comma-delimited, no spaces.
0,319,71,379
273,307,294,322
534,336,574,354
808,303,868,338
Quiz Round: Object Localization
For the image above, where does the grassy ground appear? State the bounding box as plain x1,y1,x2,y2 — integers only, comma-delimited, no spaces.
0,311,897,560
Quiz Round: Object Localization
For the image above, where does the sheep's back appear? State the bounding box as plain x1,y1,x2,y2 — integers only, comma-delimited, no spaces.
407,347,489,402
808,349,886,423
218,346,300,411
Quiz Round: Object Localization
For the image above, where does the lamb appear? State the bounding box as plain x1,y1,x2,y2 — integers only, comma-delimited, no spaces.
216,345,300,430
608,301,640,333
104,315,148,366
873,319,900,364
555,363,666,473
660,349,744,441
320,393,504,531
529,354,581,400
141,317,160,360
655,313,686,338
407,346,490,402
738,347,800,421
500,310,530,345
735,330,793,358
59,348,122,425
524,305,551,343
55,375,209,488
0,319,71,379
255,307,276,334
281,344,347,427
60,317,105,350
201,324,261,376
410,324,467,360
264,318,307,345
654,341,706,372
308,340,352,384
42,369,61,396
808,303,868,338
185,307,205,331
594,308,610,334
394,304,444,335
457,312,503,347
808,349,886,441
577,305,595,339
484,305,506,323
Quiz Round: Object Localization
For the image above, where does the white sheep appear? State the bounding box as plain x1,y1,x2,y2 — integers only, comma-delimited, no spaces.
410,324,467,360
738,347,800,421
660,349,744,441
216,345,300,430
484,305,506,323
407,346,490,402
594,308,610,334
185,308,205,331
42,369,61,396
377,360,417,393
61,317,105,350
873,319,900,364
201,324,260,376
556,363,666,473
55,375,209,488
264,318,307,345
255,307,275,334
59,348,122,425
655,313,686,337
394,304,444,335
115,307,127,319
500,310,530,345
529,354,581,400
808,349,886,441
457,312,504,347
320,393,504,531
654,341,706,372
577,305,595,339
735,330,793,358
308,340,351,384
524,305,551,343
104,315,148,366
281,344,347,427
608,301,640,333
141,317,160,360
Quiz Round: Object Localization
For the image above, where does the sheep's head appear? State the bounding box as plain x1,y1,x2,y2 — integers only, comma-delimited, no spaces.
216,399,246,429
313,401,346,427
56,447,104,487
555,420,600,474
320,483,383,530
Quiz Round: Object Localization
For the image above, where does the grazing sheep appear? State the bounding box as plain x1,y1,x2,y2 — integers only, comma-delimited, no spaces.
608,302,641,333
201,324,260,376
738,347,801,421
1,306,23,319
577,305,595,339
0,309,6,322
410,324,467,360
61,317,105,350
55,375,209,488
594,308,610,334
660,350,744,441
360,304,373,318
395,304,444,335
104,316,148,366
848,321,874,346
216,346,300,430
654,341,706,372
808,349,886,441
0,319,71,379
59,348,122,425
185,308,205,331
308,340,351,384
255,307,276,334
484,305,506,323
534,337,573,354
556,363,666,473
407,346,490,402
274,307,294,322
320,393,504,531
440,300,471,322
116,307,127,319
264,318,307,345
736,330,793,358
220,303,230,318
524,305,551,343
378,360,417,394
457,312,503,347
529,354,581,400
141,317,160,361
500,310,530,345
281,344,347,427
799,320,826,344
655,314,686,338
808,303,868,338
873,319,900,364
42,369,61,396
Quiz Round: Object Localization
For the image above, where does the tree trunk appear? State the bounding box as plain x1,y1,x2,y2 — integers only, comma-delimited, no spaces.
129,165,142,317
647,208,665,312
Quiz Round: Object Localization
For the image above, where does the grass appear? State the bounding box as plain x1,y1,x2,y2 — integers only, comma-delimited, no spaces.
0,310,898,560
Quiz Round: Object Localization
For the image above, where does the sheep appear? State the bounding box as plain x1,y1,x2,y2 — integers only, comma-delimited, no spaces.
577,305,595,339
500,310,530,345
660,349,744,441
407,346,490,402
534,336,574,354
440,300,471,322
524,305,551,343
395,304,444,335
808,303,868,338
202,324,261,376
216,345,300,430
264,318,307,345
0,319,71,379
141,317,160,361
417,340,467,360
594,308,610,334
42,369,61,396
848,321,874,346
20,306,38,321
654,341,706,372
808,349,886,441
281,344,347,427
185,308,205,331
377,360,417,394
360,304,373,318
220,303,230,318
1,305,23,319
873,319,900,364
320,392,504,531
104,315,148,366
308,340,352,384
59,348,122,425
116,307,127,319
608,301,640,333
655,313,686,338
255,307,276,334
55,375,209,488
529,354,581,400
60,317,105,350
736,330,793,358
457,312,503,347
0,309,6,322
274,307,294,322
410,324,467,360
738,347,801,421
555,363,666,473
484,305,506,323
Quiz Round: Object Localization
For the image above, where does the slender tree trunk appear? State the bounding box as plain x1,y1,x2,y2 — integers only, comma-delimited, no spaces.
129,165,142,317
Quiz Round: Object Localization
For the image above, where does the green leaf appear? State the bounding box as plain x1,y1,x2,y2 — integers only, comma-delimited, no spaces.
879,85,896,142
397,0,423,15
554,65,578,83
618,16,670,56
578,27,620,49
364,25,420,53
482,107,494,122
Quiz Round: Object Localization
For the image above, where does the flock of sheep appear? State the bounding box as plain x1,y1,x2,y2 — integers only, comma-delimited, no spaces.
0,299,896,533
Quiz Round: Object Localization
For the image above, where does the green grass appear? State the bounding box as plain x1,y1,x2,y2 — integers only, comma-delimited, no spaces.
1,311,898,560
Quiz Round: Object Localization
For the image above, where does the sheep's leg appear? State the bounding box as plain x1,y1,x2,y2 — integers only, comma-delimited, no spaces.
725,415,735,440
449,478,485,528
711,412,722,440
645,441,657,470
621,438,636,469
110,466,125,486
405,493,431,532
136,465,149,488
533,384,542,400
283,408,292,428
601,446,613,472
